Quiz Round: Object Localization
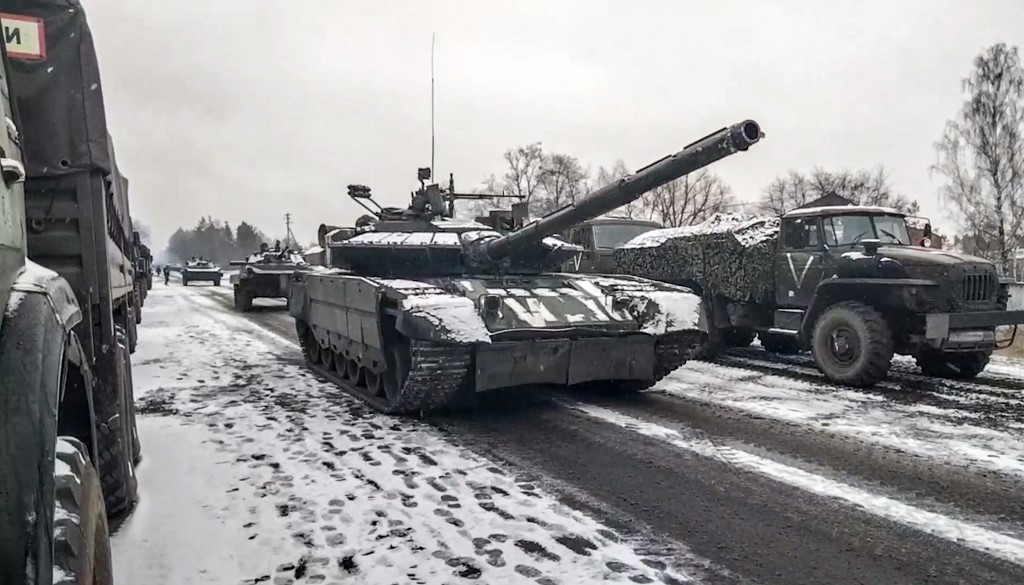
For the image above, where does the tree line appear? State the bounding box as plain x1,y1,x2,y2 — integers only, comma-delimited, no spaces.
467,138,919,229
466,42,1024,276
163,217,278,267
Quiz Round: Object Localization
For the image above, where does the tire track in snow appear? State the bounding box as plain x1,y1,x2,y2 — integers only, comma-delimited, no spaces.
567,402,1024,568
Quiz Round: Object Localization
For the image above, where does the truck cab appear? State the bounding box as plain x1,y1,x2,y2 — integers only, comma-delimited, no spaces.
563,217,662,273
769,205,1020,385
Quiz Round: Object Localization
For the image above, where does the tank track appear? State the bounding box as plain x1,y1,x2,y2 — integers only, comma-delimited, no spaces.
300,332,471,415
654,331,704,379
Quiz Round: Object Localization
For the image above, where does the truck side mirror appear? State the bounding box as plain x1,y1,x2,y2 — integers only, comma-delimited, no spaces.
862,239,881,256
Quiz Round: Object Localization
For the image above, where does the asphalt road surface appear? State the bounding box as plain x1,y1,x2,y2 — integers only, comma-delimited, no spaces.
113,281,1024,584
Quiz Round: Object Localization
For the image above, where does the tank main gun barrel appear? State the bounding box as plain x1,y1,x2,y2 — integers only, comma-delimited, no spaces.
482,120,762,261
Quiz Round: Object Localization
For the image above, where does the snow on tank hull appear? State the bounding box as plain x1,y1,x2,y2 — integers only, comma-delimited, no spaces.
289,270,706,414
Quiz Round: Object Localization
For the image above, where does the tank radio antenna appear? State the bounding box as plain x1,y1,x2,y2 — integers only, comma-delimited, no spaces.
430,32,436,177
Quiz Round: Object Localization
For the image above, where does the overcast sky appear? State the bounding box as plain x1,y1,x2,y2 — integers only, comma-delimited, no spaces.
86,0,1024,249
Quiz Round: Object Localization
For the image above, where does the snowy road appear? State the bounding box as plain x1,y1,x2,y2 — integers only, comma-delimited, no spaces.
113,283,1024,584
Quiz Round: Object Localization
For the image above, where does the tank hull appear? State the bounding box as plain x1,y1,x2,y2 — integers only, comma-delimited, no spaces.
290,271,705,413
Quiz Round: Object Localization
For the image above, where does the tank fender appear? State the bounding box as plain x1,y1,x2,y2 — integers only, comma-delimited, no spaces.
800,278,939,340
0,263,81,583
393,293,491,344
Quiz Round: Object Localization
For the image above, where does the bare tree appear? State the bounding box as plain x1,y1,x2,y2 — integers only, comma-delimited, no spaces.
535,152,590,215
594,159,654,220
757,166,919,216
501,142,545,203
933,43,1024,272
648,170,734,227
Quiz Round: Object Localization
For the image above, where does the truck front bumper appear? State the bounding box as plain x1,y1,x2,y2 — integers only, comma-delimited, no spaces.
924,310,1024,348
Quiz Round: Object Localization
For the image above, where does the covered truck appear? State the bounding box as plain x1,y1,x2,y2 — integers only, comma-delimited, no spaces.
612,206,1024,386
1,2,141,584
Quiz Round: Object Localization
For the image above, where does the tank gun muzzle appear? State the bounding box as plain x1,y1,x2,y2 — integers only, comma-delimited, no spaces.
481,120,762,262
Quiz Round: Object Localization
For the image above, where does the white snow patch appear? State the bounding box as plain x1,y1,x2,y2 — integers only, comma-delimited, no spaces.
659,358,1024,478
570,403,1024,567
629,291,702,334
621,213,780,249
375,278,441,291
841,251,869,260
400,294,491,343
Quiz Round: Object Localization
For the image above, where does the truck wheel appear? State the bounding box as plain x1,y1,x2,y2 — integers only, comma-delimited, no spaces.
811,302,893,387
759,332,801,355
182,277,189,286
94,327,139,517
723,327,756,348
915,349,991,380
116,326,142,465
215,279,222,287
53,438,114,585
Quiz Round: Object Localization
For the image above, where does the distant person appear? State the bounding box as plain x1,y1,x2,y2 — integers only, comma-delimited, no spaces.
273,240,281,252
162,265,170,285
259,243,269,253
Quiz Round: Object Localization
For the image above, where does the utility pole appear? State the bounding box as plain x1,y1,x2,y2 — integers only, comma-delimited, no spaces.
284,212,297,249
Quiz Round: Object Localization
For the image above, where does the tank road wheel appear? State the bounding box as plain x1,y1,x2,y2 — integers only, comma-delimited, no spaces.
233,287,253,312
915,349,991,380
333,351,347,377
320,345,335,369
344,358,362,384
364,369,384,396
53,438,114,585
304,332,323,364
811,302,893,387
382,341,413,407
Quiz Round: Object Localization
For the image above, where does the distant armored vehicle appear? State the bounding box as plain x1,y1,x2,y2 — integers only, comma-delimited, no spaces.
181,259,223,286
229,248,311,311
609,206,1024,385
289,120,763,413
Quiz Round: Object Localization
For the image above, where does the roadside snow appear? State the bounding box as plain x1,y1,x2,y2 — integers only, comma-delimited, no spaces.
117,286,690,584
656,359,1024,479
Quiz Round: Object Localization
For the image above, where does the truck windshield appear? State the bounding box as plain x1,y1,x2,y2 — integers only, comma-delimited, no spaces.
592,223,659,249
824,214,910,246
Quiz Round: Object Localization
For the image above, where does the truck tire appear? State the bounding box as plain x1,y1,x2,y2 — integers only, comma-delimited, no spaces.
215,279,222,287
690,328,724,361
811,301,893,387
759,332,801,355
116,326,142,465
53,438,114,585
915,349,991,380
94,327,139,517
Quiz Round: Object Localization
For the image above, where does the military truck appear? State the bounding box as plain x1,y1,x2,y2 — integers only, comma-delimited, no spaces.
181,258,223,286
562,217,662,273
1,2,141,583
611,205,1024,386
289,120,763,413
229,248,309,311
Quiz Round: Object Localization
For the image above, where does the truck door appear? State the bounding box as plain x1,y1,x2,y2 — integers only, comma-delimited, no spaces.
563,226,596,273
776,217,827,308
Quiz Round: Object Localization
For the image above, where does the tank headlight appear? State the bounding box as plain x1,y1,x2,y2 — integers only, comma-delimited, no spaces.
480,294,502,314
612,295,633,312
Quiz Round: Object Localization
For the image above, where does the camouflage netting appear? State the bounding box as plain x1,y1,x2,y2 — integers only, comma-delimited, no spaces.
614,213,781,302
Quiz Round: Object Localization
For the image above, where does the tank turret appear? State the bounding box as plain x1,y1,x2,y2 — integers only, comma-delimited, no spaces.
331,120,762,277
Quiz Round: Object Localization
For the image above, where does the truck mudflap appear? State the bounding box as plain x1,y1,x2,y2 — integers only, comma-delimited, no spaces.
925,310,1024,342
474,335,656,392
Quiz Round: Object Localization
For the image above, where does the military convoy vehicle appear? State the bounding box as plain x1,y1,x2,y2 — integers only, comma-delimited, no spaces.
181,259,223,286
288,119,763,413
611,205,1024,386
562,217,662,273
229,248,310,311
1,2,141,583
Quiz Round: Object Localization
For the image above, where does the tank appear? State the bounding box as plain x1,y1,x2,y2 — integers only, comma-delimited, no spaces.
181,259,223,286
289,120,763,413
229,248,312,311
